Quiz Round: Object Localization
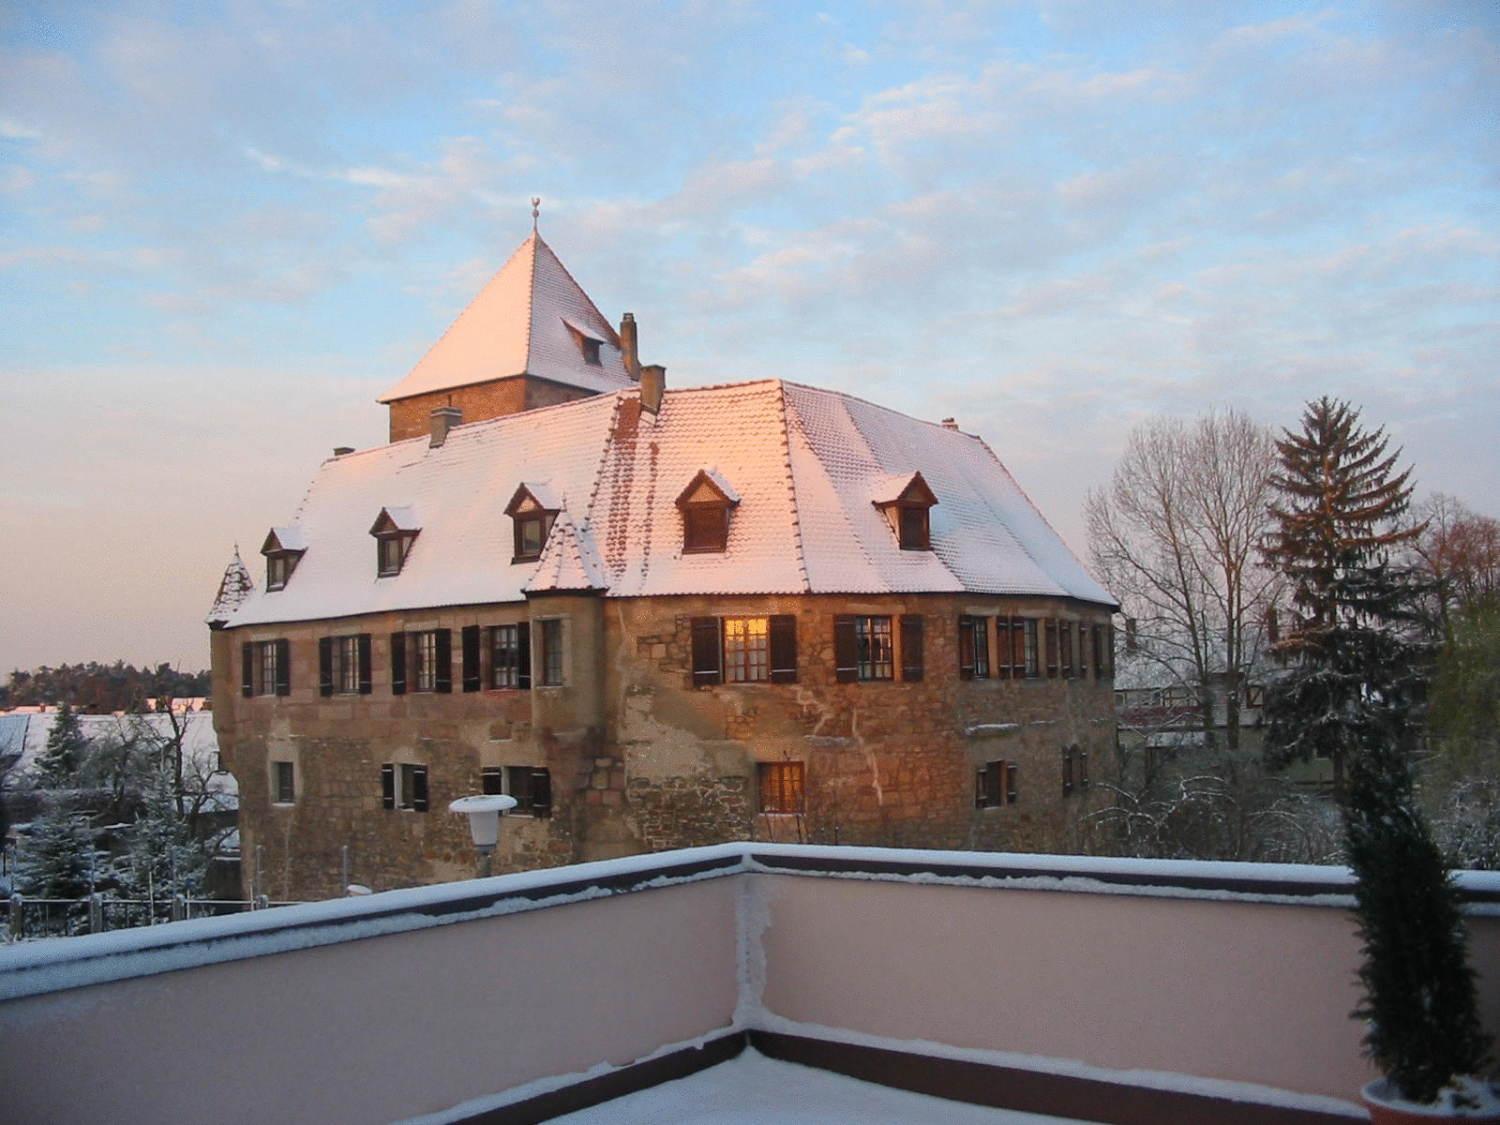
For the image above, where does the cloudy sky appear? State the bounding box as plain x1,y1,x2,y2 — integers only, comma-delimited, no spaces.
2,1,1496,675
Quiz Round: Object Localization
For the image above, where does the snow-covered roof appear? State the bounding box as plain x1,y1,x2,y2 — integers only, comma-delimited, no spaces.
206,548,256,626
869,470,934,507
371,505,421,534
225,379,1114,627
524,511,608,594
264,526,307,553
12,712,235,802
377,232,635,404
676,467,741,507
508,481,563,514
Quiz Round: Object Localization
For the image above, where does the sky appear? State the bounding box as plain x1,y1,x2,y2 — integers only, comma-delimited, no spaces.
1,1,1496,676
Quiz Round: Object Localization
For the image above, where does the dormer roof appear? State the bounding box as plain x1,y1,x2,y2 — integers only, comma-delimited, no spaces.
206,547,256,626
870,471,938,509
377,232,635,405
505,481,563,517
370,506,420,536
261,526,307,554
676,467,741,508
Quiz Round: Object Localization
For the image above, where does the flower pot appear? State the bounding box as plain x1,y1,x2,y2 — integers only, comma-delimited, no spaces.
1362,1078,1500,1123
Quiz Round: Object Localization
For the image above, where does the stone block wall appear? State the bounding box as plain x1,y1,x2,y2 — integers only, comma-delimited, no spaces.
386,376,595,442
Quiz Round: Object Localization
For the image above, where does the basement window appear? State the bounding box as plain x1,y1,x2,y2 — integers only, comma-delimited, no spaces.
976,760,1019,809
758,761,805,815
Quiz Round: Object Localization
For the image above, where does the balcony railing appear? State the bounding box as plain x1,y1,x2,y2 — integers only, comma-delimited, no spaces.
2,844,1497,1124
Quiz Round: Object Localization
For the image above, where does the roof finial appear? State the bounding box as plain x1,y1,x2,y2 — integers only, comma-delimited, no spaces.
531,196,541,231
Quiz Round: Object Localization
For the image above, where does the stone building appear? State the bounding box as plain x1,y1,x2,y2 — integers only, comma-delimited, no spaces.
208,228,1119,900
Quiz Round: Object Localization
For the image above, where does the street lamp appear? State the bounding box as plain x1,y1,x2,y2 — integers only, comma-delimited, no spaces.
449,794,518,879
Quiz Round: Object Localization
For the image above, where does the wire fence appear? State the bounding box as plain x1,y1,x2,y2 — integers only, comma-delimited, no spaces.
5,893,301,942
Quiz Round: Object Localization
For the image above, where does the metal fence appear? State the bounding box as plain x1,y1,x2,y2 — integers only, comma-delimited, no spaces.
5,893,301,942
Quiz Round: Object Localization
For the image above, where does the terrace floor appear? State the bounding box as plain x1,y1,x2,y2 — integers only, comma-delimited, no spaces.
552,1048,1080,1125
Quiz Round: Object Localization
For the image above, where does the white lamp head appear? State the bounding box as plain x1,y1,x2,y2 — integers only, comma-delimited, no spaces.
449,793,518,850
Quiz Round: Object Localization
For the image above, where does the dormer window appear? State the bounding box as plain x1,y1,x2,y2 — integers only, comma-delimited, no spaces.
563,318,605,367
260,527,307,592
369,507,420,578
677,468,740,555
505,483,561,563
872,472,938,551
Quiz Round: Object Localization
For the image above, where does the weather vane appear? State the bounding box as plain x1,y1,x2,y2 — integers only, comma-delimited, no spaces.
531,196,541,231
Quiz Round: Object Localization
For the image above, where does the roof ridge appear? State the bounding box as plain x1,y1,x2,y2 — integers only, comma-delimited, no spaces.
520,231,539,375
779,379,983,439
774,381,811,593
578,392,625,545
380,234,536,404
532,234,621,347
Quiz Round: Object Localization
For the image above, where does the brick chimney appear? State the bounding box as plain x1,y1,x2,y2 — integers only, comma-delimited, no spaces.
941,418,959,431
640,364,666,415
333,446,354,457
619,312,641,381
430,405,462,447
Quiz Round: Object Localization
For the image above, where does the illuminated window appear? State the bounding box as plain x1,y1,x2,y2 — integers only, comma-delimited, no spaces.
758,761,805,814
724,617,769,683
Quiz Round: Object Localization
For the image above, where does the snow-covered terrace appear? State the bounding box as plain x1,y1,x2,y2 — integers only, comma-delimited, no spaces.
2,844,1498,1124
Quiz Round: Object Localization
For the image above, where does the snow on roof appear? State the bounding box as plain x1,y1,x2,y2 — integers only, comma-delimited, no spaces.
225,379,1114,628
524,511,609,594
675,466,741,507
206,547,256,625
265,526,307,552
377,233,635,404
511,481,563,513
869,470,932,507
373,505,421,533
14,712,234,799
0,714,28,763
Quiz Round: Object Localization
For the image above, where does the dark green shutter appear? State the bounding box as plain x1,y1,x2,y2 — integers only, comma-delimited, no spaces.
769,615,798,683
517,622,532,689
958,617,975,679
530,768,552,818
691,617,722,686
461,625,481,692
900,616,924,681
412,765,429,812
274,639,291,696
381,764,395,809
391,633,406,695
357,634,373,695
241,642,254,697
435,630,452,693
318,637,334,697
834,616,858,683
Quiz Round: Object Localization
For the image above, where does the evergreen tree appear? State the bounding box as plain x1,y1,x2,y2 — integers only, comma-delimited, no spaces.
119,761,209,905
1260,397,1426,796
34,702,89,788
16,806,103,903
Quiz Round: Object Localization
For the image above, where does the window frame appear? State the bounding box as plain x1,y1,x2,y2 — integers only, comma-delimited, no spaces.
489,623,532,690
272,760,295,805
959,616,990,680
243,639,290,698
897,504,930,550
976,759,1020,809
483,765,554,818
856,615,894,681
512,512,555,563
682,503,730,553
539,618,564,687
376,532,416,577
723,616,770,683
758,761,805,815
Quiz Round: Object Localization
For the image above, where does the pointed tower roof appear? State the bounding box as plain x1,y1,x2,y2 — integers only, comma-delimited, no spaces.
523,512,609,595
206,547,256,627
378,232,636,405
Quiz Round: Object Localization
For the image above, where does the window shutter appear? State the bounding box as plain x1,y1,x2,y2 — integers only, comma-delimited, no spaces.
412,765,429,812
318,637,334,697
390,633,406,695
834,616,858,683
691,617,722,687
984,760,1003,808
996,619,1012,679
900,616,924,681
461,625,481,693
1062,748,1074,796
1080,750,1089,789
1046,619,1059,678
274,639,291,696
517,622,532,689
381,764,395,810
434,629,452,693
530,769,552,818
358,634,373,694
975,767,987,808
769,615,798,683
241,642,254,697
1006,762,1020,804
481,766,503,795
958,617,975,680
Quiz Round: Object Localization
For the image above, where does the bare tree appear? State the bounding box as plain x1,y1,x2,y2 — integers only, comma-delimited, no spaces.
1086,409,1279,751
1404,493,1500,639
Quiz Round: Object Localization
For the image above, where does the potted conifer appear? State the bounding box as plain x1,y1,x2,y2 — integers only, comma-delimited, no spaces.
1260,398,1496,1120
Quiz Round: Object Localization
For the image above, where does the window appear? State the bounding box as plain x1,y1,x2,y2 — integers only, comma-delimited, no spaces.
260,528,306,591
1246,683,1265,709
382,763,429,811
1062,746,1089,796
513,512,554,561
677,469,739,555
897,504,930,550
959,616,989,679
540,619,564,686
976,760,1019,808
758,761,805,814
241,640,290,698
390,630,451,695
1023,619,1039,677
272,761,295,805
691,616,798,686
489,624,532,689
377,535,408,576
319,634,371,696
370,507,420,578
266,552,297,591
580,337,601,366
834,615,893,682
482,765,553,818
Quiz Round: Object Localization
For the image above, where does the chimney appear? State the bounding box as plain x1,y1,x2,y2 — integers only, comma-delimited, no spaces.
429,405,462,448
333,446,354,457
619,312,641,381
940,417,959,431
640,364,666,415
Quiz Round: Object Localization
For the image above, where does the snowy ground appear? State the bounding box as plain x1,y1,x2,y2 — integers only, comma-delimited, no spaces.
550,1049,1083,1124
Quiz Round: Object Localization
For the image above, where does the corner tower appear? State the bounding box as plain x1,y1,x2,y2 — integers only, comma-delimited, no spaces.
378,230,640,442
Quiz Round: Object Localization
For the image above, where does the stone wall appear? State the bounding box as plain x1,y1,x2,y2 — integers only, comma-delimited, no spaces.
386,376,594,442
213,592,1115,899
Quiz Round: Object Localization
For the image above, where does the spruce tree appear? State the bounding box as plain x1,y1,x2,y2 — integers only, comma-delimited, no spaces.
35,702,88,788
1260,397,1425,796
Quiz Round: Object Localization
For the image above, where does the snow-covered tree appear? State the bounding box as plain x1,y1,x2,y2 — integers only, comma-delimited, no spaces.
34,702,88,788
117,764,209,904
15,805,103,902
1259,397,1427,797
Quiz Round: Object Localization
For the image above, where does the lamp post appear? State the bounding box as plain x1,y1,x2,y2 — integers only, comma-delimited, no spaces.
448,794,517,879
